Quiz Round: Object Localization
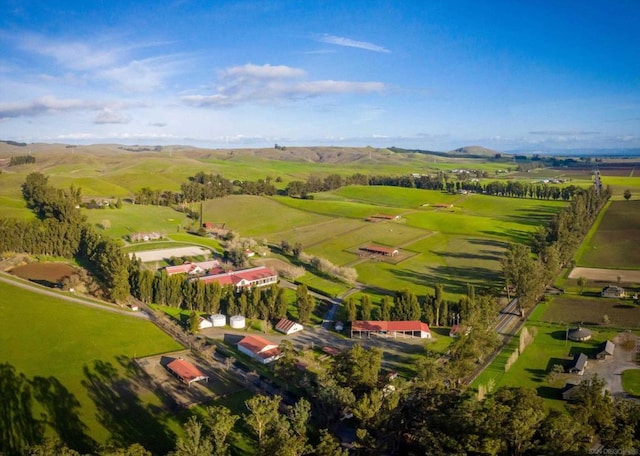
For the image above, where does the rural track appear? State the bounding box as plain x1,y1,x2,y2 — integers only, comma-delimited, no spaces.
0,272,149,319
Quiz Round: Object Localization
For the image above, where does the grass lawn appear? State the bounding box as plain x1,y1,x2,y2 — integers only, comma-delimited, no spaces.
621,369,640,397
0,281,184,453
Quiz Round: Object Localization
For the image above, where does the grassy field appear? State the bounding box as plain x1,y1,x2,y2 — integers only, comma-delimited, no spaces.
0,280,184,453
83,203,190,239
621,369,640,397
536,294,640,328
575,200,640,269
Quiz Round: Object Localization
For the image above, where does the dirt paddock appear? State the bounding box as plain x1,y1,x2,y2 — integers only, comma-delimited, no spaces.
569,267,640,284
135,350,245,408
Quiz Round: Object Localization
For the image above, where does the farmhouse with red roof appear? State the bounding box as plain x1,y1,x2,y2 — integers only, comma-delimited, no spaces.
165,259,222,276
237,335,282,364
196,266,278,291
166,358,209,386
275,318,304,335
351,321,431,339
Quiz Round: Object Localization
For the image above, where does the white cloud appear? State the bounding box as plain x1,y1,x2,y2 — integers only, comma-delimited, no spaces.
221,63,306,80
0,96,100,118
94,108,130,124
182,63,385,107
318,34,390,53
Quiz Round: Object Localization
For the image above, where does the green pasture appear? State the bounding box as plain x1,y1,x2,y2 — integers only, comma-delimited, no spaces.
622,369,640,397
202,195,333,237
456,194,565,221
0,280,184,453
296,272,351,299
575,200,640,269
264,218,363,248
599,176,640,200
355,233,504,298
83,203,189,239
276,195,402,220
403,208,535,245
305,221,430,266
332,186,460,209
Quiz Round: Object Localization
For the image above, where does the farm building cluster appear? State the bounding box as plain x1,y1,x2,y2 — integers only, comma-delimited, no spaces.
165,260,278,292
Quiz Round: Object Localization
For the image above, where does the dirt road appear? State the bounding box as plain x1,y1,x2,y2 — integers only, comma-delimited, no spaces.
0,272,148,319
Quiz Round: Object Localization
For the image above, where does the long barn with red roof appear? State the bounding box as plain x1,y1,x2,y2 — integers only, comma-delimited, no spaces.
195,266,278,291
351,320,431,339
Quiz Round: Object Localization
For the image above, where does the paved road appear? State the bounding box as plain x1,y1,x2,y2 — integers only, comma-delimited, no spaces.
0,272,148,319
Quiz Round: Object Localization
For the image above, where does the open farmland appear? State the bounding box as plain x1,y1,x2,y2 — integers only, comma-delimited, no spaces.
0,280,184,453
0,146,577,299
576,200,640,269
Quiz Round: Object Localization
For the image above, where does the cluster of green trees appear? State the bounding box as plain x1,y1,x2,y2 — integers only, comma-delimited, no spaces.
0,173,130,301
9,154,36,166
343,285,496,330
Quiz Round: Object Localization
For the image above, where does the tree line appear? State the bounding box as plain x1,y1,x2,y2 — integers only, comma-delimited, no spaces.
502,185,610,312
0,172,130,301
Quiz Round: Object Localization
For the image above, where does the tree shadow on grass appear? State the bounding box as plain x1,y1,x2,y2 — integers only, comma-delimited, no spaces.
0,363,44,455
30,376,95,454
390,264,499,296
537,385,562,400
82,359,176,455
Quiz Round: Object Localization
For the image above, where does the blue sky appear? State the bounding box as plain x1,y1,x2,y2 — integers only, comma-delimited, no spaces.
1,0,639,152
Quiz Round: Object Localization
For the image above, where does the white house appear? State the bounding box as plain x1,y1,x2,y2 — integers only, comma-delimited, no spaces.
275,318,304,335
237,335,282,364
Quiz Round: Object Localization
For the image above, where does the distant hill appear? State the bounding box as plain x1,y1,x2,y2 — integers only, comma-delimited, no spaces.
448,145,503,157
388,145,506,159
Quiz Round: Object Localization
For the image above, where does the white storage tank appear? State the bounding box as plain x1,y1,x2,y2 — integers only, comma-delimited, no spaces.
211,314,226,327
229,315,246,329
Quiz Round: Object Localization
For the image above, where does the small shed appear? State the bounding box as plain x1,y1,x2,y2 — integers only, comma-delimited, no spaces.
275,318,304,335
568,353,588,375
568,326,592,342
596,340,615,360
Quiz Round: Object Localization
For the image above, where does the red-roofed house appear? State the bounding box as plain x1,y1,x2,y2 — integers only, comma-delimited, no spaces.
237,335,282,364
197,266,278,291
166,358,209,386
351,321,431,339
275,318,304,335
165,259,222,276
